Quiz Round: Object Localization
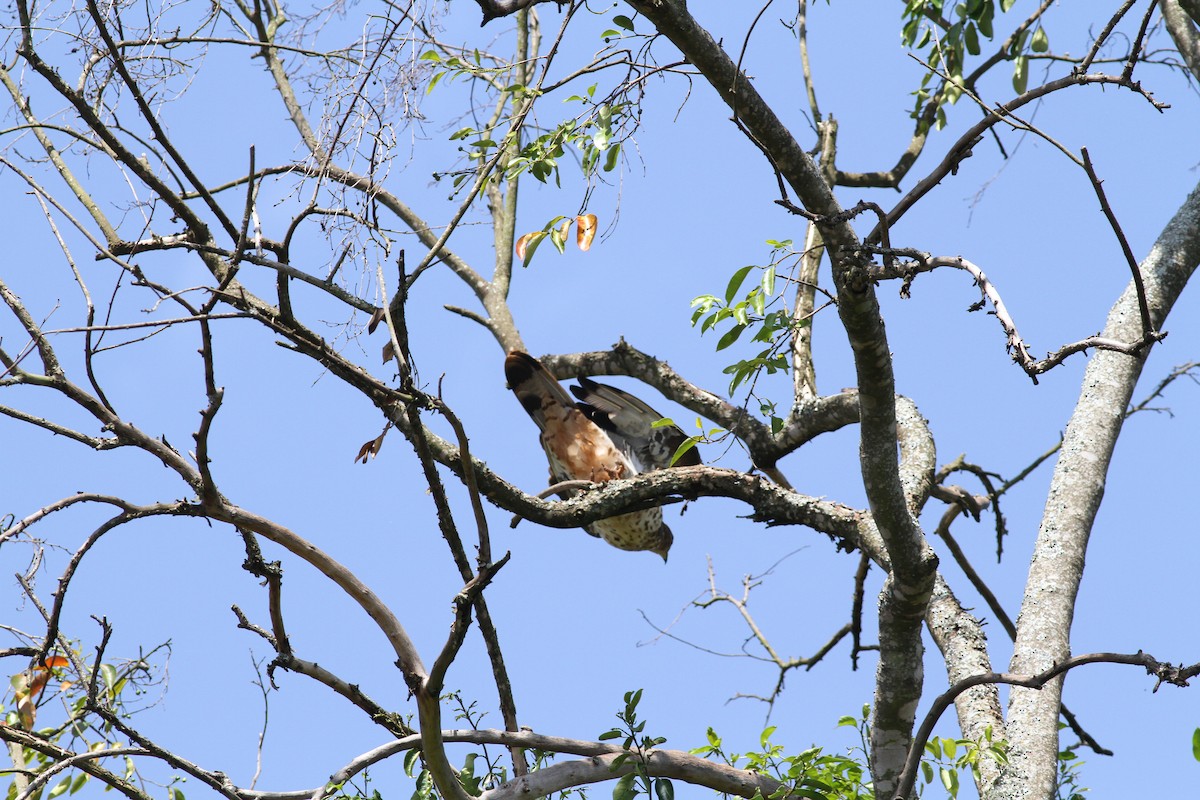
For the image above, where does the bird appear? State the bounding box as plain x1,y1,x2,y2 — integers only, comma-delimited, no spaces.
504,350,700,561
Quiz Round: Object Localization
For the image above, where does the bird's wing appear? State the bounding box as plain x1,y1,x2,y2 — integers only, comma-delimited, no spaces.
569,376,701,472
506,350,635,481
505,352,679,559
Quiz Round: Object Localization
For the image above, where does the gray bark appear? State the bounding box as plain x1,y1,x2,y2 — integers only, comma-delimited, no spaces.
987,182,1200,799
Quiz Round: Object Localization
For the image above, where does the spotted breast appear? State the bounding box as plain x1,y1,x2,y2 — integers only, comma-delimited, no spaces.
504,351,699,561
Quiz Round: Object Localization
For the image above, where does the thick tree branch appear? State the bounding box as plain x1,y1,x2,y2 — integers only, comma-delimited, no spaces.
993,179,1200,800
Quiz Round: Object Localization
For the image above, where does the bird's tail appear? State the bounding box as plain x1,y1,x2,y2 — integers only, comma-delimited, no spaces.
504,350,576,430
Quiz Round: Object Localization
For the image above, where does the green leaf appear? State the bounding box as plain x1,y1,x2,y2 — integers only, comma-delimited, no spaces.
749,288,766,317
669,439,699,466
978,10,994,38
759,726,777,749
404,748,422,777
100,664,118,691
725,265,755,304
964,22,980,55
613,774,638,800
921,761,934,784
604,142,621,172
716,324,747,352
613,15,635,31
761,265,776,296
1193,728,1200,761
706,727,721,748
599,730,623,741
1031,26,1049,53
940,766,959,797
788,790,828,800
1012,55,1029,94
653,779,674,800
518,231,547,266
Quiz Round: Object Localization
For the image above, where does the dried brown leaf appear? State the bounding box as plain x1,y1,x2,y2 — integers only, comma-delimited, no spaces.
576,214,598,251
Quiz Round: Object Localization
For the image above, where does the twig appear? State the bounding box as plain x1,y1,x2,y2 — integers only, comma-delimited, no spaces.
1077,0,1139,74
867,249,1166,382
1080,147,1154,337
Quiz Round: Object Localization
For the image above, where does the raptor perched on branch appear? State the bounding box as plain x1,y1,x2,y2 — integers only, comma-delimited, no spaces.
504,350,700,561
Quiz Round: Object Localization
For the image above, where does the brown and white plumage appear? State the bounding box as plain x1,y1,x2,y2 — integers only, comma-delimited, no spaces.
504,351,698,561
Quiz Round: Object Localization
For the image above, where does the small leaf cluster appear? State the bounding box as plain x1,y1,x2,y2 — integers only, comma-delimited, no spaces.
564,86,625,178
423,46,625,193
4,647,166,800
918,730,1008,799
600,14,637,41
1053,738,1088,800
403,749,437,800
598,690,672,800
514,213,598,267
690,243,792,400
690,725,872,800
401,695,510,800
421,48,503,96
326,772,383,800
902,0,1050,130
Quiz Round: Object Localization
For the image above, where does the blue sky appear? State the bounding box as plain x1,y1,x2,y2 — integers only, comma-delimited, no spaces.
3,2,1200,799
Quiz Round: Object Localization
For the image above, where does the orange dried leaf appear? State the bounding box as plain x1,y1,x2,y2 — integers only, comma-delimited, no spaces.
576,214,598,251
27,671,51,697
515,232,536,261
41,656,70,669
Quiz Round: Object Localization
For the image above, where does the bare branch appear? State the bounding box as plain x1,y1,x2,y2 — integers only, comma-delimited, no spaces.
895,650,1200,800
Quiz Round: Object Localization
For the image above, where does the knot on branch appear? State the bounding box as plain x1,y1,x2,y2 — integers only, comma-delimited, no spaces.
1141,652,1200,691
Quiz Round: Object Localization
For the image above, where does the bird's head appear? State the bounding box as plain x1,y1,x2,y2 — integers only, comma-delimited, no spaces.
652,526,674,563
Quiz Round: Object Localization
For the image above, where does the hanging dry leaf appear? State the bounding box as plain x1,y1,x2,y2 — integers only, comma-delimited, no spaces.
515,231,548,265
515,232,536,261
576,214,598,251
367,307,386,334
382,340,396,364
13,657,70,730
355,432,386,463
